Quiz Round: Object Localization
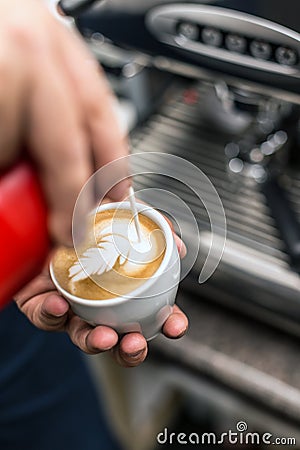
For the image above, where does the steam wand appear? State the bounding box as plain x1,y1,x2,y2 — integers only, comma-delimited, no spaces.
57,0,101,19
128,186,142,243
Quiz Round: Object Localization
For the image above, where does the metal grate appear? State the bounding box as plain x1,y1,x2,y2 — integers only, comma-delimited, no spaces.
130,82,300,322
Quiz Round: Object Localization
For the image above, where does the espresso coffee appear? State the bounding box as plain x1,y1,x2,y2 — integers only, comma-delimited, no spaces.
52,208,166,300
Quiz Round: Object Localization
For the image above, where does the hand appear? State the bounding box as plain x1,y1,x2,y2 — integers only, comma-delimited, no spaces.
15,235,188,367
0,0,189,365
0,0,129,244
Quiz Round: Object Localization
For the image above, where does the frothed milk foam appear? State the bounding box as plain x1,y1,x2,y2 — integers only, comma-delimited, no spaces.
52,209,166,300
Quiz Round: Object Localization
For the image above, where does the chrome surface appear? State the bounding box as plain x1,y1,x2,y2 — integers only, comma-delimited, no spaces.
131,82,300,321
146,4,300,78
151,56,300,105
86,38,300,105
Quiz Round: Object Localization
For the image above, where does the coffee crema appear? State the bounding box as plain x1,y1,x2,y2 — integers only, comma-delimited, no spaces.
52,209,166,300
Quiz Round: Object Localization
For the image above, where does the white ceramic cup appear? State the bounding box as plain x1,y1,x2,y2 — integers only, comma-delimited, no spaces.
50,202,180,340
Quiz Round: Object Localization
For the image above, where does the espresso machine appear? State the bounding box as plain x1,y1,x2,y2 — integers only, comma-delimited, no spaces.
62,0,300,330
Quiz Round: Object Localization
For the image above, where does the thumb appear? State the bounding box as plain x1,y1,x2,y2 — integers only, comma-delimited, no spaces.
35,294,70,331
15,272,70,331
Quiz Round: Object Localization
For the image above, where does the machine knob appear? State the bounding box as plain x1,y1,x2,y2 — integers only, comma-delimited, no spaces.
225,34,247,53
177,22,199,40
201,27,222,47
58,0,100,18
250,40,272,60
275,46,298,66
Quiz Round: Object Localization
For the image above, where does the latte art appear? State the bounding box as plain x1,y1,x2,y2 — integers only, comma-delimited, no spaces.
69,217,161,282
52,209,166,300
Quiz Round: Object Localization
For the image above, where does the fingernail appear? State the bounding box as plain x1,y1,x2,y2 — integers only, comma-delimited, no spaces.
164,325,188,340
53,310,68,318
123,348,146,359
176,327,188,338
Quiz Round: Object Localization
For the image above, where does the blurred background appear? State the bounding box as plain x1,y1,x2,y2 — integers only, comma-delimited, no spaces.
55,0,300,448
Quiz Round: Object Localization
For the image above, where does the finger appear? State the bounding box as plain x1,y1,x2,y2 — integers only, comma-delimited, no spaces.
0,0,53,169
163,215,187,258
162,305,189,339
173,233,187,258
111,333,148,367
26,52,93,245
14,271,56,308
66,315,118,354
0,38,27,167
15,275,70,331
54,25,130,200
34,293,70,330
41,293,69,317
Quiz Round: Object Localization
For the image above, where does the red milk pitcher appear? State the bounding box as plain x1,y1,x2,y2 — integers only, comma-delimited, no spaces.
0,162,49,310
